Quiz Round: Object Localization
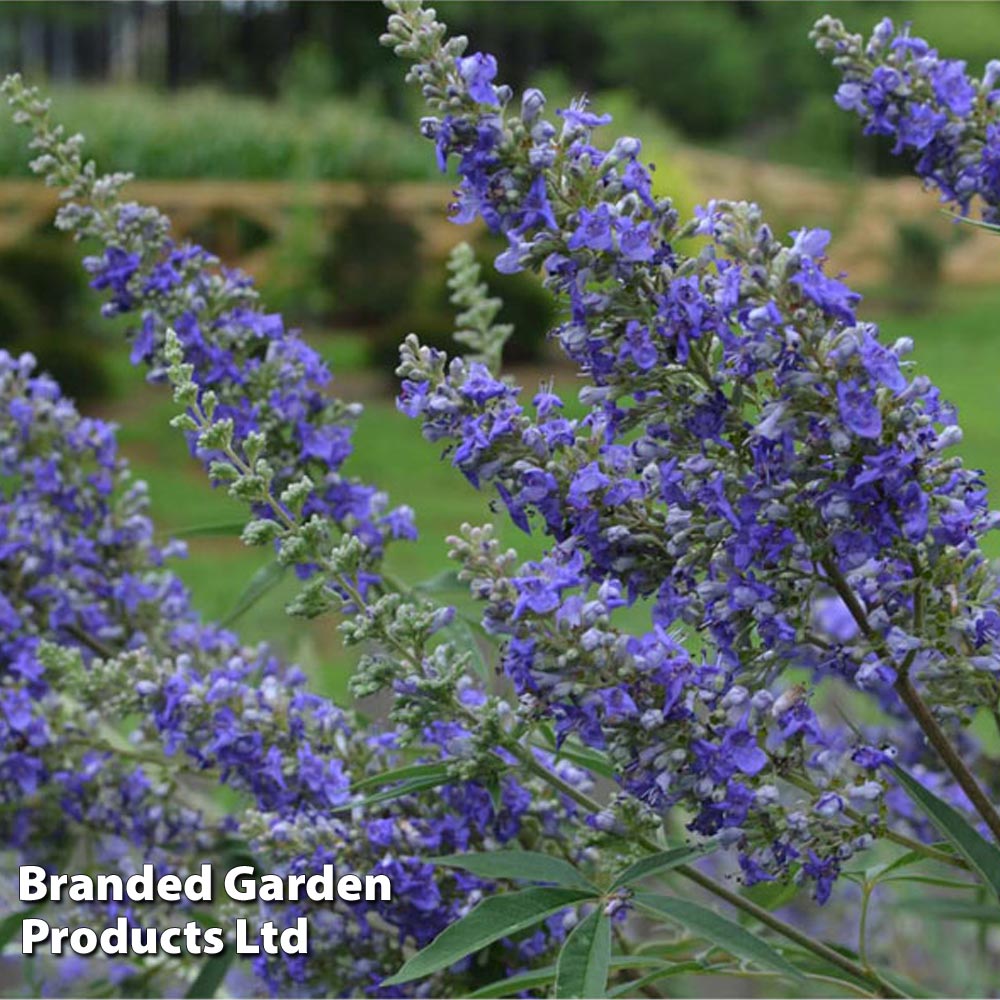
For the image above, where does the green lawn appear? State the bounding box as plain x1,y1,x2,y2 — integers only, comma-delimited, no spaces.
102,349,560,700
879,286,1000,539
99,285,1000,700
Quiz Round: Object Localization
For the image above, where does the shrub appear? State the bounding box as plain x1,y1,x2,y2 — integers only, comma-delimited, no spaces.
0,85,436,181
890,221,945,312
325,192,424,326
0,236,110,402
597,3,762,138
4,7,1000,1000
372,235,556,374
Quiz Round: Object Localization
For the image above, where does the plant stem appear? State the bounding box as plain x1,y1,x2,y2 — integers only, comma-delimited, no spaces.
780,771,968,871
894,670,1000,843
858,881,873,971
194,392,908,996
508,740,904,997
722,968,878,999
822,557,1000,845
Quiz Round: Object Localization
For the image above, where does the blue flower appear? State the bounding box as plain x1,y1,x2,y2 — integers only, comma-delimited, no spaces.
457,53,500,106
837,381,882,439
567,204,615,253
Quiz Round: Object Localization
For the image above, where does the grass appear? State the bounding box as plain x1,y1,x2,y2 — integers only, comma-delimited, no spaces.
100,349,564,700
95,283,1000,701
0,84,436,182
880,286,1000,548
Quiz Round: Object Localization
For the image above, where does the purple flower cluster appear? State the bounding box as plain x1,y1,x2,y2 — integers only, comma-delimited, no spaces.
2,76,415,578
814,15,1000,221
4,7,999,994
0,349,201,847
388,8,1000,899
0,348,589,996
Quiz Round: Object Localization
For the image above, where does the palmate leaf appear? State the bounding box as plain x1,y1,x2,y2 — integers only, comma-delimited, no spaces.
632,894,804,981
891,765,1000,900
433,850,598,892
555,909,611,998
382,887,595,987
879,874,977,891
609,841,719,891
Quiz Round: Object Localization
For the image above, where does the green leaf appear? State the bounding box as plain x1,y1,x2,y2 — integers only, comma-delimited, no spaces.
0,904,43,952
351,761,449,793
533,737,617,781
741,877,800,911
466,956,671,1000
185,948,236,998
221,559,286,626
441,615,488,679
383,887,595,986
894,899,1000,923
610,842,719,891
433,851,598,892
607,961,706,998
944,210,1000,234
337,771,454,812
878,843,956,875
608,956,688,970
467,966,558,998
880,874,977,891
632,894,804,981
842,843,958,883
880,968,937,1000
555,910,611,999
415,569,464,594
891,765,1000,899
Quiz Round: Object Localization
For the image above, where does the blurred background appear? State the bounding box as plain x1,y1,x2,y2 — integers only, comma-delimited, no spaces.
1,0,1000,694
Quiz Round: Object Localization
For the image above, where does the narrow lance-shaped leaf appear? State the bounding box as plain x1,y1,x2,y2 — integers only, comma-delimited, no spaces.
607,961,708,999
467,955,673,1000
532,737,617,781
335,771,455,813
741,878,800,911
893,899,1000,923
467,966,559,999
433,851,598,892
382,887,595,987
185,948,236,999
221,559,286,626
441,615,489,679
891,765,1000,900
0,905,43,952
610,841,719,891
555,909,611,999
351,760,450,793
632,894,804,981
